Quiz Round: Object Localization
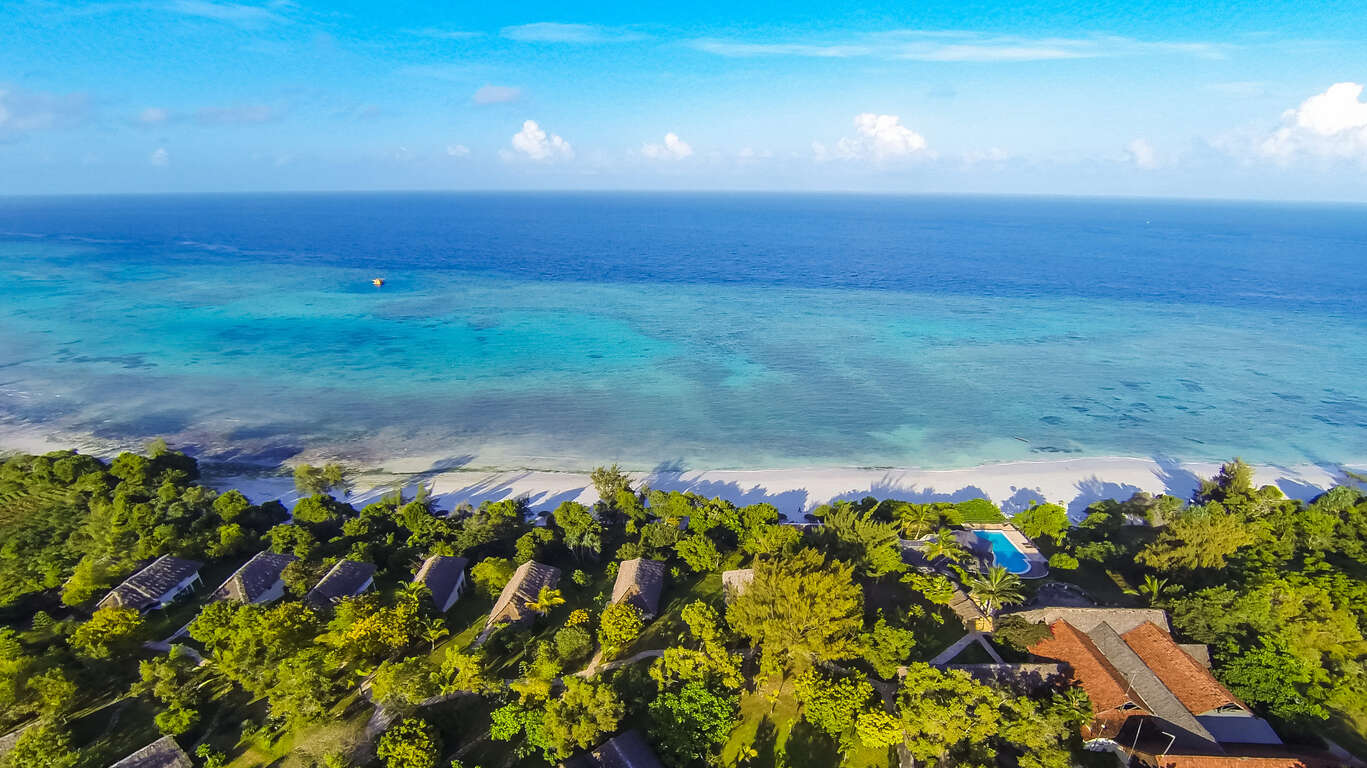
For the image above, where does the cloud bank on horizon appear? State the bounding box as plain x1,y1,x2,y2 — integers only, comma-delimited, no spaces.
2,0,1367,199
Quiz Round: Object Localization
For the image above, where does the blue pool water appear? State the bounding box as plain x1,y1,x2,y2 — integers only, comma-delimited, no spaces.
976,531,1032,575
0,193,1364,470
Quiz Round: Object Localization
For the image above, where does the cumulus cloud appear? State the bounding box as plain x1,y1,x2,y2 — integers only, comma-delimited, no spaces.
1242,82,1367,164
149,147,169,166
1125,138,1158,169
473,85,522,105
501,22,644,44
641,132,693,160
508,119,573,161
138,107,169,124
818,113,928,162
446,144,470,157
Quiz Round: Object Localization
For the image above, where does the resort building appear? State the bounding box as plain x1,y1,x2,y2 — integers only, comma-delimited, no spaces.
209,551,295,604
486,561,560,629
1021,608,1288,760
611,558,666,618
721,568,754,602
107,736,193,768
306,560,377,606
561,729,665,768
413,554,469,613
97,556,203,613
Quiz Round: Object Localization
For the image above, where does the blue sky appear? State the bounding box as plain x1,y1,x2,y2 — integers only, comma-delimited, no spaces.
3,0,1367,198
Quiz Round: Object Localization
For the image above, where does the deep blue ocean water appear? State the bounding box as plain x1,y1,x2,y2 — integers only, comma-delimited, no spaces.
0,192,1364,470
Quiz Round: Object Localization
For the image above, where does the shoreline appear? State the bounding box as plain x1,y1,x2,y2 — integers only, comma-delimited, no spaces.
2,425,1362,518
200,455,1364,519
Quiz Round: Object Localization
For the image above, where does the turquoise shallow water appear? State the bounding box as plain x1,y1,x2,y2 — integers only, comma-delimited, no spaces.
0,193,1364,470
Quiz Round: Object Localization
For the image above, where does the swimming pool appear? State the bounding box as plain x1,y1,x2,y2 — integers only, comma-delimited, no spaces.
975,530,1031,575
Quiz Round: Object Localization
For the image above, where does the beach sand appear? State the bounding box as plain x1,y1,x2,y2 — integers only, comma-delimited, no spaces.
204,456,1362,520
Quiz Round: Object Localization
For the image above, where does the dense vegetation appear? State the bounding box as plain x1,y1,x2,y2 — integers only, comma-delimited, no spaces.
0,449,1363,768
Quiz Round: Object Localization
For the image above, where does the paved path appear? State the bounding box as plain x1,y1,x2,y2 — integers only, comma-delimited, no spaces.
926,631,1003,665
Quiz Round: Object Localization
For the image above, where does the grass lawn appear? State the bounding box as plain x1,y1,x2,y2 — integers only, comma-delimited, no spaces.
628,569,723,656
946,640,994,664
911,607,969,662
721,679,892,768
1043,564,1138,607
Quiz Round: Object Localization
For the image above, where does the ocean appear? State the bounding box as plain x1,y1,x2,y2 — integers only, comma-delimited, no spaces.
0,192,1364,472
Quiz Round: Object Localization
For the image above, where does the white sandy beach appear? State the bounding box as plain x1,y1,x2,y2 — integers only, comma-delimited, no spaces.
206,456,1364,520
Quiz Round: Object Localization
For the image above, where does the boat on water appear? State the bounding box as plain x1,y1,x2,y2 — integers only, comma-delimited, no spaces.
372,278,384,287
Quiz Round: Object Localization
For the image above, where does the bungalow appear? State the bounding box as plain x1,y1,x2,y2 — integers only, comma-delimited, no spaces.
486,561,560,629
413,554,469,613
97,556,203,613
560,730,664,768
210,551,296,604
720,568,753,602
108,736,193,768
1022,608,1285,757
307,560,377,606
611,558,666,619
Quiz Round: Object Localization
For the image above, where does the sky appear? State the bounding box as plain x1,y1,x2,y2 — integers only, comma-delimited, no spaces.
2,0,1367,199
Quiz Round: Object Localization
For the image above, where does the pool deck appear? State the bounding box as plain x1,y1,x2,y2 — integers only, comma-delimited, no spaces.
963,523,1050,579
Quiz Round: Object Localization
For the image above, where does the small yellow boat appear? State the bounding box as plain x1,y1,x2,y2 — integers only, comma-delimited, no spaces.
372,278,385,287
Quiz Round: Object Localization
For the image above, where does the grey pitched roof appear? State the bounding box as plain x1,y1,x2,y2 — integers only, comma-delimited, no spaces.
414,555,469,609
1007,606,1170,635
1197,714,1284,745
307,560,376,605
1084,622,1219,751
590,730,665,768
101,556,203,611
488,561,560,627
108,736,193,768
212,551,296,603
612,559,666,616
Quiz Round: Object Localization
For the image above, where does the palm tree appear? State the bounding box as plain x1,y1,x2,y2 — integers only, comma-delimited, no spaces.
1139,574,1168,606
897,505,942,539
421,617,449,652
398,581,429,608
524,586,566,615
967,565,1025,616
924,529,968,565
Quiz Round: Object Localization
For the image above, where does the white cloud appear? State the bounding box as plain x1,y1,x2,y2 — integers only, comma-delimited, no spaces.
149,147,169,166
473,85,522,105
689,32,1227,63
1242,82,1367,164
501,22,644,44
822,113,928,162
138,106,169,124
163,1,285,27
1125,138,1158,169
406,27,483,40
642,132,693,160
446,144,470,157
509,119,573,161
0,85,89,139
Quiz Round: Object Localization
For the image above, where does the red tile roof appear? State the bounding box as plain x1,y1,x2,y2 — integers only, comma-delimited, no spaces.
1030,620,1144,714
1123,621,1245,715
1148,751,1344,768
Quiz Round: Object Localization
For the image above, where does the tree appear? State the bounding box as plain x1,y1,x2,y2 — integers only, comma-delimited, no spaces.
590,465,633,505
377,718,441,768
992,615,1052,653
922,529,968,566
650,602,743,692
0,724,80,768
1047,552,1078,570
421,617,449,652
818,504,905,578
437,650,492,695
269,649,340,728
370,658,439,714
294,463,349,496
855,709,905,749
794,668,875,747
896,663,1003,765
515,528,555,563
902,571,956,605
727,548,863,674
967,566,1024,617
70,605,144,659
649,681,738,768
598,602,644,656
1138,504,1256,573
555,625,593,664
1138,574,1168,606
674,534,722,573
555,502,603,562
470,557,515,598
26,668,78,720
860,617,916,679
1218,638,1329,725
1014,502,1070,544
524,586,565,615
543,679,623,759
